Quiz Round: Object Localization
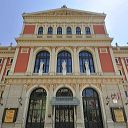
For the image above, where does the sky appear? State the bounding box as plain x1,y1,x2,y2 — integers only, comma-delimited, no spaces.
0,0,128,46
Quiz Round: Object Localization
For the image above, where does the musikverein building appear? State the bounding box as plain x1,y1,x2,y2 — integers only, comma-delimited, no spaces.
0,5,128,128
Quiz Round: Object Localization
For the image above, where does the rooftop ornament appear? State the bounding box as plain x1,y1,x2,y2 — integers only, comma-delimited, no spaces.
61,5,67,8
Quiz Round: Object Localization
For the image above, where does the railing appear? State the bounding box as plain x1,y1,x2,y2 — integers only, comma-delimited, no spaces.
19,34,109,39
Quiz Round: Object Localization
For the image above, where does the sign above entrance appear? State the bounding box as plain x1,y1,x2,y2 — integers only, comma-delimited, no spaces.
51,97,80,106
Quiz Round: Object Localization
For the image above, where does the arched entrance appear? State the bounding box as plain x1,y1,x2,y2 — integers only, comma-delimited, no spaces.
55,87,74,128
25,88,47,128
82,88,103,128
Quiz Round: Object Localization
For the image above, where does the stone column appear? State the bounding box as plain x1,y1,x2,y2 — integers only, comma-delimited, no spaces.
73,47,79,75
49,47,56,75
45,84,54,128
26,47,34,75
76,84,84,128
95,48,102,74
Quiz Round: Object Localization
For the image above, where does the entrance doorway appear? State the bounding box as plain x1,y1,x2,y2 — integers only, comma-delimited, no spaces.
82,88,103,128
55,88,74,128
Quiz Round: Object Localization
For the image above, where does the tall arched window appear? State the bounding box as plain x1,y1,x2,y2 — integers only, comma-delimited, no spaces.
67,27,72,35
85,27,91,35
26,88,47,128
57,27,62,35
48,27,53,34
82,88,103,128
76,27,81,35
79,51,95,73
34,51,50,73
57,50,72,73
38,27,43,35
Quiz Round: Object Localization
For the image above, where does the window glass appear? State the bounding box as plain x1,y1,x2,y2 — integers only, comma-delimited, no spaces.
57,50,72,73
67,27,72,35
38,27,43,35
79,51,95,73
76,27,81,35
48,27,53,34
34,51,50,73
57,27,62,35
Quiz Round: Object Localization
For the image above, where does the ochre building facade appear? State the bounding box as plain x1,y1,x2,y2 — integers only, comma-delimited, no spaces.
0,6,128,128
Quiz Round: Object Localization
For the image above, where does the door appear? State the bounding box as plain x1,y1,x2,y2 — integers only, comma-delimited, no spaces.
55,105,74,128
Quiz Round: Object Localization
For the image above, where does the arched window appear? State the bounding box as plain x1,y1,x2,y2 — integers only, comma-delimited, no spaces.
48,27,53,35
34,51,50,73
38,27,43,35
57,50,72,73
76,27,81,35
57,27,62,35
82,88,103,128
56,87,73,97
26,88,47,128
79,51,95,73
85,27,91,35
67,27,72,35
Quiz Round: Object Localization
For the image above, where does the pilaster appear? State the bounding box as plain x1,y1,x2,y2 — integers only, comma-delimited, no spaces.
49,47,56,75
26,47,34,75
95,47,102,74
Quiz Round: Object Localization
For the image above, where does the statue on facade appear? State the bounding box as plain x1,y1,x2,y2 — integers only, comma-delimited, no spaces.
84,61,90,75
62,60,66,75
39,62,44,75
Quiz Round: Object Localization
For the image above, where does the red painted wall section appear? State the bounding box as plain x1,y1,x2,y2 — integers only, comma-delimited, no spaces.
23,25,35,34
93,25,106,34
14,47,30,73
98,48,115,72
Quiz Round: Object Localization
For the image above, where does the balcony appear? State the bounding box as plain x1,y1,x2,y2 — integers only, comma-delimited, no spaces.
19,34,110,40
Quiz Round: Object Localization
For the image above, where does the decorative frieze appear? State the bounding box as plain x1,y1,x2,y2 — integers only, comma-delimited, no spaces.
5,75,123,85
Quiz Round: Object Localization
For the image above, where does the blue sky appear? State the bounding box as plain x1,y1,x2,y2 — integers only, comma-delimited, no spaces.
0,0,128,46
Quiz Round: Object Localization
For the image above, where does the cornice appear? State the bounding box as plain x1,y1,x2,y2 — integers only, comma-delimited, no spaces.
5,75,123,85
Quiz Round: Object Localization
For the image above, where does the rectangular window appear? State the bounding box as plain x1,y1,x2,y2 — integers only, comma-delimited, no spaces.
125,91,128,97
125,58,128,64
9,58,13,64
0,58,3,64
99,48,108,53
115,58,119,64
21,48,29,53
118,70,123,75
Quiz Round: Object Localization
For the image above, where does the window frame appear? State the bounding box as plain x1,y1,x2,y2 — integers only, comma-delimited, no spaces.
115,58,120,64
79,51,95,73
38,27,43,35
57,27,62,35
0,58,3,64
57,50,72,73
66,27,72,35
85,27,91,35
48,27,53,35
125,58,128,64
34,51,50,74
76,27,81,35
